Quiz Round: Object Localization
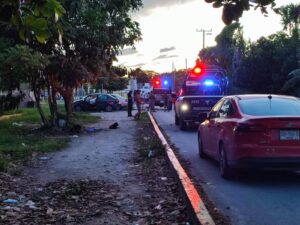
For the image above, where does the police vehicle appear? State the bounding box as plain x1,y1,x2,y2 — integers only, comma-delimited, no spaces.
175,62,229,130
151,76,172,108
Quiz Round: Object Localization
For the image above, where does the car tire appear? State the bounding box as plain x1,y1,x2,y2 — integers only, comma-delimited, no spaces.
198,133,207,159
75,105,82,112
179,118,187,131
175,114,179,125
219,143,235,179
105,105,113,112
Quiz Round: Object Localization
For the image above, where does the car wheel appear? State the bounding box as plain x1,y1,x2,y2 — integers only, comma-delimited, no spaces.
179,118,187,131
198,133,207,159
219,143,234,179
105,105,113,112
75,105,82,112
175,114,179,125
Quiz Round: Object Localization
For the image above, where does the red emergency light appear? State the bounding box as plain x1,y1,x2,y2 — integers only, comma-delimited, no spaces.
152,77,161,87
191,62,205,75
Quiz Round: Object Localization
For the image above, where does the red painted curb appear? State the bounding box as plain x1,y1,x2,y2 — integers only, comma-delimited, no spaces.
148,112,215,225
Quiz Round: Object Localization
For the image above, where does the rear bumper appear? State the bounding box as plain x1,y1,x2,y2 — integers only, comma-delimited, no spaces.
228,157,300,170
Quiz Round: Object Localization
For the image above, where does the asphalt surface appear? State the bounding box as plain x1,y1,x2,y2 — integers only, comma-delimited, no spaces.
152,108,300,225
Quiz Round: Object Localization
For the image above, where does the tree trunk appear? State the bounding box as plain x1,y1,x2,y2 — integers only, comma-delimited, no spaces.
60,87,74,126
33,88,49,127
47,74,58,126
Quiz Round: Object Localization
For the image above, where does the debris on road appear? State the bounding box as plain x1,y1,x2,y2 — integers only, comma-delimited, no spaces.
109,122,119,129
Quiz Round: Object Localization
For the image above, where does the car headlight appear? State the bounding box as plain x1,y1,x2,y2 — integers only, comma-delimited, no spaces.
180,103,189,111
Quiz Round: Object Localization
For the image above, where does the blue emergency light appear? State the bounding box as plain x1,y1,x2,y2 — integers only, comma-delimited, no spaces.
163,80,169,85
203,80,214,86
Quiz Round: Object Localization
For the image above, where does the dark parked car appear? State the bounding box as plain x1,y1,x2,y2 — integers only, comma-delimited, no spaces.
73,93,121,112
198,94,300,179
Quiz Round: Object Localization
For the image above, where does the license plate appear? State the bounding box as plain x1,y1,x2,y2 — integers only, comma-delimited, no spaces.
280,130,299,140
192,107,211,111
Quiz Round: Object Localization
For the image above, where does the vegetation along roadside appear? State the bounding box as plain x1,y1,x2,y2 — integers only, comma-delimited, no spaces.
134,112,191,224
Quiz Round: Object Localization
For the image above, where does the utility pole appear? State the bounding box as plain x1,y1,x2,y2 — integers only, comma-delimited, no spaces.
196,28,212,49
185,58,187,70
172,62,176,92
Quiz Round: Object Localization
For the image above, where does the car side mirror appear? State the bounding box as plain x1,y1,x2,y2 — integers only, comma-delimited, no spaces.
207,111,217,119
206,112,211,119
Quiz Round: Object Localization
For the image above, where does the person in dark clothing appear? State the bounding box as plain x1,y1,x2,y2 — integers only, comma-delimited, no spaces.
149,91,155,112
127,91,133,117
134,90,142,120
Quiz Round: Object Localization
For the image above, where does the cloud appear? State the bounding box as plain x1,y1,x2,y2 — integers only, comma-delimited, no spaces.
152,54,178,61
142,0,193,12
133,0,195,17
128,63,146,68
160,46,176,53
120,48,138,56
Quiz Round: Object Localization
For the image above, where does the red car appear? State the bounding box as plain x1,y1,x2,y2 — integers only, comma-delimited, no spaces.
198,94,300,179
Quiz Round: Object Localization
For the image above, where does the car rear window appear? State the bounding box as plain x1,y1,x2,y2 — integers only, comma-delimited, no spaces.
239,98,300,116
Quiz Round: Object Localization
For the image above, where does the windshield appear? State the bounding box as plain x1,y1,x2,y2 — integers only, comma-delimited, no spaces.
239,98,300,116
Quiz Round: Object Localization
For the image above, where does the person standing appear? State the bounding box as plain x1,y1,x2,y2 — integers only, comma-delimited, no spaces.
127,90,133,117
163,92,169,112
134,90,142,120
149,91,155,112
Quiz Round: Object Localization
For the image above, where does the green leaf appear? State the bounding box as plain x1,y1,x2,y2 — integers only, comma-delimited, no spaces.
35,30,51,43
11,14,20,27
19,29,26,41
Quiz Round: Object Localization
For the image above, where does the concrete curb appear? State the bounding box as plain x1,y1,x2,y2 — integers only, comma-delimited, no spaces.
148,112,215,225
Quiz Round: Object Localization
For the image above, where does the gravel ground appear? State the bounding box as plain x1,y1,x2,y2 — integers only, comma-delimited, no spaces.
0,111,190,225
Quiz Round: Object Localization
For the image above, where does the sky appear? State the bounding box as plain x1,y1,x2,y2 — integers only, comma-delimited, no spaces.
115,0,298,73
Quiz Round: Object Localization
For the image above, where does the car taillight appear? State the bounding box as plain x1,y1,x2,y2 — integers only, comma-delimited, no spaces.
234,123,265,132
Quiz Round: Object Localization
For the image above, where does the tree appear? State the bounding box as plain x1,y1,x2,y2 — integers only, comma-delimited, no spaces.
95,66,128,92
0,0,143,127
0,0,65,43
279,3,300,37
173,69,188,93
281,69,300,96
0,45,49,124
129,68,152,84
31,0,143,126
203,0,277,25
50,0,142,125
199,22,245,78
235,32,298,93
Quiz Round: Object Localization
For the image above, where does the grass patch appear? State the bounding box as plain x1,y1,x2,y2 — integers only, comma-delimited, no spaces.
73,112,99,125
136,112,165,159
0,104,99,171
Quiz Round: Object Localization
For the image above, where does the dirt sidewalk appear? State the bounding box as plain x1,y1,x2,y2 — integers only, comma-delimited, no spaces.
0,111,190,225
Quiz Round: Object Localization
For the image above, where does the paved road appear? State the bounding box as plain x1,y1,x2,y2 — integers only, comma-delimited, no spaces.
153,109,300,225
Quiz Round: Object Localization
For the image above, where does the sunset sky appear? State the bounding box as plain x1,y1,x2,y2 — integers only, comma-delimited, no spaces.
116,0,298,73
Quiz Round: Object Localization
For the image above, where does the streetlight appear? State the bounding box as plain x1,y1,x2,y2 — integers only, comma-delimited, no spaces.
196,28,212,49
